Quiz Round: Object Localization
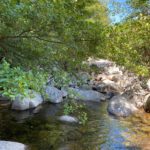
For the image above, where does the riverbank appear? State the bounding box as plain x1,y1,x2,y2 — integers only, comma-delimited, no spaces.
0,59,150,150
1,59,149,115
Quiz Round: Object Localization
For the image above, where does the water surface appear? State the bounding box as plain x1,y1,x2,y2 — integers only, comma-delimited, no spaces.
0,101,150,150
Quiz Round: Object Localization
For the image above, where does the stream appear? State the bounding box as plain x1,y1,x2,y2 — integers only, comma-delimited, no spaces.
0,101,150,150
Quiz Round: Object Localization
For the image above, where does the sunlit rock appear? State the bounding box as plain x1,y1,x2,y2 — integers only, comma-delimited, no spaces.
108,95,138,117
68,88,107,102
58,115,78,123
12,90,43,110
0,141,26,150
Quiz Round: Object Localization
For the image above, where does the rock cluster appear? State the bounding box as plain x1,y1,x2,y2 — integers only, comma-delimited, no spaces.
87,58,150,116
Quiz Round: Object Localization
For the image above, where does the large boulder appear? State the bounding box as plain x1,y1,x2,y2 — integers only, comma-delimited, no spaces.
58,115,78,123
45,86,63,103
144,94,150,113
12,90,43,110
69,88,106,102
108,95,138,117
0,141,26,150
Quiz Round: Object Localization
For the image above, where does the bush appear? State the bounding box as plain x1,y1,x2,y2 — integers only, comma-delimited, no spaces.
0,60,48,100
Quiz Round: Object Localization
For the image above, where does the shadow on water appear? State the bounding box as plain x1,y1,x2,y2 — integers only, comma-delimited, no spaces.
0,101,149,150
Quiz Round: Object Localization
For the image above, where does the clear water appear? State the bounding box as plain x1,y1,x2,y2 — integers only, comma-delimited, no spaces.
0,101,150,150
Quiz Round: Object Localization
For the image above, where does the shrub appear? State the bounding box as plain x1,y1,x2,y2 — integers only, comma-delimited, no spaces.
0,60,48,100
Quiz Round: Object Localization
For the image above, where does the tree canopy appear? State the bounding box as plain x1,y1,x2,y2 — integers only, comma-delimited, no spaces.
127,0,149,16
0,0,149,99
0,0,109,71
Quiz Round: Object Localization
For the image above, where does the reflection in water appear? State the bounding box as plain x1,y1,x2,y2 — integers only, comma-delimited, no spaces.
121,110,150,150
0,102,150,150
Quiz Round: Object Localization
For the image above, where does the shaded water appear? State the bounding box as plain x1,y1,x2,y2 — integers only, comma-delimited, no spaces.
0,101,150,150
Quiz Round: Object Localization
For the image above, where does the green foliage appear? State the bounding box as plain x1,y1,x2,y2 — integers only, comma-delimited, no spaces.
0,0,108,71
63,101,84,115
0,60,48,100
78,112,88,125
63,103,77,115
127,0,149,16
0,0,149,101
0,1,104,124
99,14,150,76
51,70,71,88
63,101,88,125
